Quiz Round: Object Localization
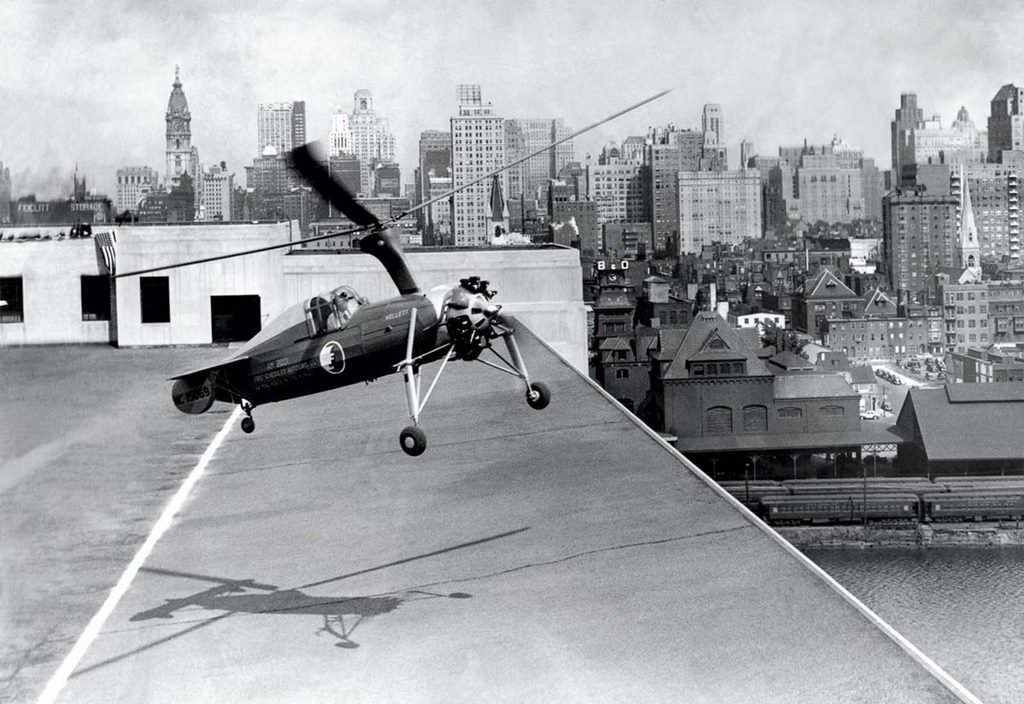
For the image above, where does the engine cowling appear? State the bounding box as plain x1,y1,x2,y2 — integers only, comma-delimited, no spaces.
171,375,215,415
442,277,501,356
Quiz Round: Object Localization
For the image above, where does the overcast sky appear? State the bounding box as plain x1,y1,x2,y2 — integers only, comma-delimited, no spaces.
2,0,1023,199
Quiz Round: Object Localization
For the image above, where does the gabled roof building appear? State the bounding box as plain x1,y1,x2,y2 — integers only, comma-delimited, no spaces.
653,312,899,477
792,268,863,338
896,382,1024,475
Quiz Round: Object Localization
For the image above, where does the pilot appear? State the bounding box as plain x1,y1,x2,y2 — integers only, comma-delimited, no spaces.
327,291,352,330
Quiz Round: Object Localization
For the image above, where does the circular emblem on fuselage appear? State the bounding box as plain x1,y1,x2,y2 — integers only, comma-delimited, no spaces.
319,341,346,374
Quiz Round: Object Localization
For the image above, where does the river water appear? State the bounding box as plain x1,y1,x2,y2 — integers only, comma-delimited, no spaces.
804,547,1024,704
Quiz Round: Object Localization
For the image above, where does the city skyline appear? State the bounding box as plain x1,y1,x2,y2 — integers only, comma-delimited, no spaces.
2,0,1023,199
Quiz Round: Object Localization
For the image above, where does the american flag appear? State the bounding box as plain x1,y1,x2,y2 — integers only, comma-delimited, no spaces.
94,230,117,275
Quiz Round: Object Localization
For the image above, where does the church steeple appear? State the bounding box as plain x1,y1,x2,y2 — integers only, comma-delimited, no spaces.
489,174,509,241
957,164,982,284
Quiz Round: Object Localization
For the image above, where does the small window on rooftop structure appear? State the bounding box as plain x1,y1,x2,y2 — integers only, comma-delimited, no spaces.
0,277,24,323
81,275,111,321
140,277,170,324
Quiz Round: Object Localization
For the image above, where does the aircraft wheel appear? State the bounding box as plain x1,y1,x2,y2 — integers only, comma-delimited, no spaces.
241,417,255,434
526,382,550,410
399,426,427,456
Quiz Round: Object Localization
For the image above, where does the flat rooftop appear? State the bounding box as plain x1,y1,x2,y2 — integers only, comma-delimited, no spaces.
1,329,974,703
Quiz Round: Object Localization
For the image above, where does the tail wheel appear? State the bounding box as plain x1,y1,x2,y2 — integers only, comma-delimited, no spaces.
240,417,255,434
399,425,427,456
526,382,550,410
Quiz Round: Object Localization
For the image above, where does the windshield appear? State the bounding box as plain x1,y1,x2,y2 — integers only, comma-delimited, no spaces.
304,285,367,337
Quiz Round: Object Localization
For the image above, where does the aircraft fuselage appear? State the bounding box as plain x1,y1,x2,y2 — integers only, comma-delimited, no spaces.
219,294,447,407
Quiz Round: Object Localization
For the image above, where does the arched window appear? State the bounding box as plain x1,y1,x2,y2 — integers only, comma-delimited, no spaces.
778,406,802,419
820,405,845,417
742,405,768,432
706,406,733,434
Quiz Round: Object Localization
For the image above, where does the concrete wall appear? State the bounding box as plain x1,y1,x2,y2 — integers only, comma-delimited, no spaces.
1,226,587,372
114,222,293,346
282,246,588,371
0,238,111,345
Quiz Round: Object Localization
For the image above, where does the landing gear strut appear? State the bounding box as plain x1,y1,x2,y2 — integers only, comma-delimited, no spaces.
395,305,552,457
477,331,550,412
396,307,455,457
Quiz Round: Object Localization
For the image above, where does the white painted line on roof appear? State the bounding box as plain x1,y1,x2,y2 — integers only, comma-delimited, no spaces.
37,407,242,704
524,323,984,704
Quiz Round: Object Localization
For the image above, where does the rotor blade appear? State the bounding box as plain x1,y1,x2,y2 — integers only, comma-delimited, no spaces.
289,143,380,229
394,88,672,223
140,566,278,591
290,142,420,294
359,228,420,295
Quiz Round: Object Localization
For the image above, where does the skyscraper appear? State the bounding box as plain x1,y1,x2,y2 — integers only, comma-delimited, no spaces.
911,106,988,166
504,118,574,207
116,166,158,213
586,143,645,224
951,163,1020,263
417,130,451,245
646,126,704,255
795,140,866,224
165,67,197,189
860,158,885,222
347,90,396,196
988,84,1024,162
891,93,923,187
701,104,727,170
328,112,352,157
677,170,761,255
883,187,958,304
702,104,723,146
200,162,234,222
451,84,506,247
257,101,307,155
740,141,755,169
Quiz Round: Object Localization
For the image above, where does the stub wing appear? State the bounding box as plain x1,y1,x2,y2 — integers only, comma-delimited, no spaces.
170,355,251,415
169,354,251,382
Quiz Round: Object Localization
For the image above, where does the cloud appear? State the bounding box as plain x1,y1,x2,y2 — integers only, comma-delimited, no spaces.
1,0,1023,199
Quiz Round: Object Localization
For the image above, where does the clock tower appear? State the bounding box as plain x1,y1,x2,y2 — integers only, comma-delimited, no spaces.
165,66,194,188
